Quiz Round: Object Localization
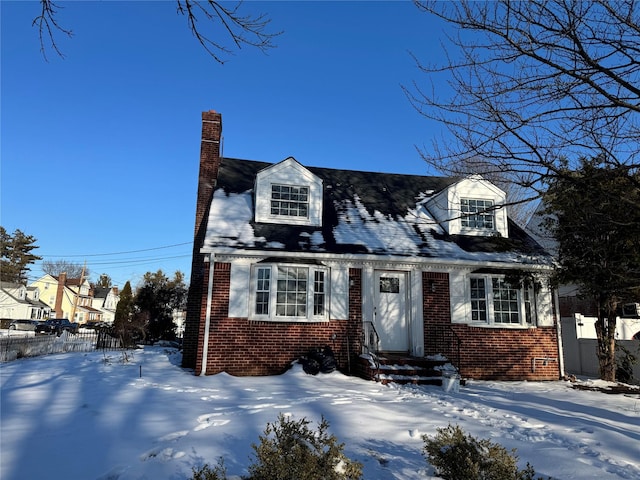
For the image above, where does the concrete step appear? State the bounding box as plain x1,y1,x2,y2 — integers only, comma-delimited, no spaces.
357,353,461,386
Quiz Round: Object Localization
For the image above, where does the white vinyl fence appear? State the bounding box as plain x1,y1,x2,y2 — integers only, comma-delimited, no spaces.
0,330,121,362
561,317,640,384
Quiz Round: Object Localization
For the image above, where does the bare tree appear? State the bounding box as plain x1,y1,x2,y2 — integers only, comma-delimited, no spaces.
407,0,640,382
34,0,280,63
176,0,278,63
42,259,88,279
407,0,640,206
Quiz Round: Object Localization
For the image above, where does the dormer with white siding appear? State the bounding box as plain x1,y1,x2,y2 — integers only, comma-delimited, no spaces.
426,175,509,237
254,157,323,226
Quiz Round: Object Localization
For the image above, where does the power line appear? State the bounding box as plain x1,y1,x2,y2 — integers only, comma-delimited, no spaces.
39,242,193,258
36,253,191,267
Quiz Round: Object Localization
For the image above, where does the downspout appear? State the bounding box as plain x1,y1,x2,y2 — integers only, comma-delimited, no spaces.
200,254,215,376
554,287,566,378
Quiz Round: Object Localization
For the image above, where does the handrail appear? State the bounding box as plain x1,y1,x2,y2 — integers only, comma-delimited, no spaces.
363,320,380,354
362,320,381,377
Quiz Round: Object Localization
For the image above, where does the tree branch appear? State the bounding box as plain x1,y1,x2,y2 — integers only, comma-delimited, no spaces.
33,0,73,61
34,1,280,63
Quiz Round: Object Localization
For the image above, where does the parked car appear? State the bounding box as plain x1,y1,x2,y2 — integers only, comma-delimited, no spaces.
35,319,79,335
8,319,40,331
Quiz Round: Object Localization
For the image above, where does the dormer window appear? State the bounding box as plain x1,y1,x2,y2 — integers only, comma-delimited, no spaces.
254,157,323,226
271,184,309,218
461,198,495,230
425,176,508,237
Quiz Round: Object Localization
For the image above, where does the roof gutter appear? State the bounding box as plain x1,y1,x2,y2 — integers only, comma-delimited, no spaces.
199,253,215,376
201,247,555,272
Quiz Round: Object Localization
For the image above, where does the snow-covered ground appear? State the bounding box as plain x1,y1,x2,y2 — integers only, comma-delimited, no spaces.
1,346,638,480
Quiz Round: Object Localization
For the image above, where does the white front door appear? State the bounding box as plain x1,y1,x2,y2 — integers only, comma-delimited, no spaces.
374,271,409,352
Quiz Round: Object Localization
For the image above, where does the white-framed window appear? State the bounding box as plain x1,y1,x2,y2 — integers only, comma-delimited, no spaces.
468,276,535,327
271,184,309,218
461,198,494,229
251,264,328,321
470,277,487,322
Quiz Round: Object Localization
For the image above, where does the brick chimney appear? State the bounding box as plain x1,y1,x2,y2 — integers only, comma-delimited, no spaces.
183,110,223,369
194,110,223,238
55,272,67,319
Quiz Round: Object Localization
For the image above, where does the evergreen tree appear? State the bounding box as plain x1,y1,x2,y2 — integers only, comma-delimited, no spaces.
543,160,640,381
113,281,143,346
95,274,112,288
0,227,42,284
134,270,187,341
114,281,134,326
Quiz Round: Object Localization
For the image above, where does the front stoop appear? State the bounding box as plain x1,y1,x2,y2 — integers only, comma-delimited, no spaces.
357,353,462,386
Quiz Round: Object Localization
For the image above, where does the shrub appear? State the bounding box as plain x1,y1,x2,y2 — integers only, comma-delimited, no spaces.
247,413,363,480
616,342,638,384
422,424,543,480
191,458,227,480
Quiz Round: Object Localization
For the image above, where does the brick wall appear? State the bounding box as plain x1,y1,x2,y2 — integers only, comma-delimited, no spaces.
195,264,364,376
422,271,450,325
452,325,560,380
423,271,561,381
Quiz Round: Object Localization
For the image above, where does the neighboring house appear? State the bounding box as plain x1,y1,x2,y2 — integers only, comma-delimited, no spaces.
183,110,561,381
91,286,120,324
30,273,103,324
0,282,51,320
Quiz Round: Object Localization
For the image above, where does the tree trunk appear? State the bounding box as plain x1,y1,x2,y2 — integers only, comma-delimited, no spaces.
595,298,617,382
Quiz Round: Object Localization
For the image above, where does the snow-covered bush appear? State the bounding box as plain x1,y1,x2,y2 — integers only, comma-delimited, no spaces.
247,414,362,480
422,424,543,480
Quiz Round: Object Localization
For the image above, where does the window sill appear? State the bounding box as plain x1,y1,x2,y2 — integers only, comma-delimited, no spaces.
255,215,320,227
249,317,330,323
466,322,536,330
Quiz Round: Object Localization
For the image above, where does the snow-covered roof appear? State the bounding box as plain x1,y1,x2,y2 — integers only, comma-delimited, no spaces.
202,158,552,267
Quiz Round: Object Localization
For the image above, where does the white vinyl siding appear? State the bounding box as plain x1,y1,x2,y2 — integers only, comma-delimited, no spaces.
254,158,323,226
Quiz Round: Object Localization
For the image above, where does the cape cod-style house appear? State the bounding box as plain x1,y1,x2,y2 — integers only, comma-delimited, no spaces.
182,110,563,382
0,282,51,321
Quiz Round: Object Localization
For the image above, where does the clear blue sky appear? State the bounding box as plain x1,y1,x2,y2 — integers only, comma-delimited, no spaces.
1,1,451,289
